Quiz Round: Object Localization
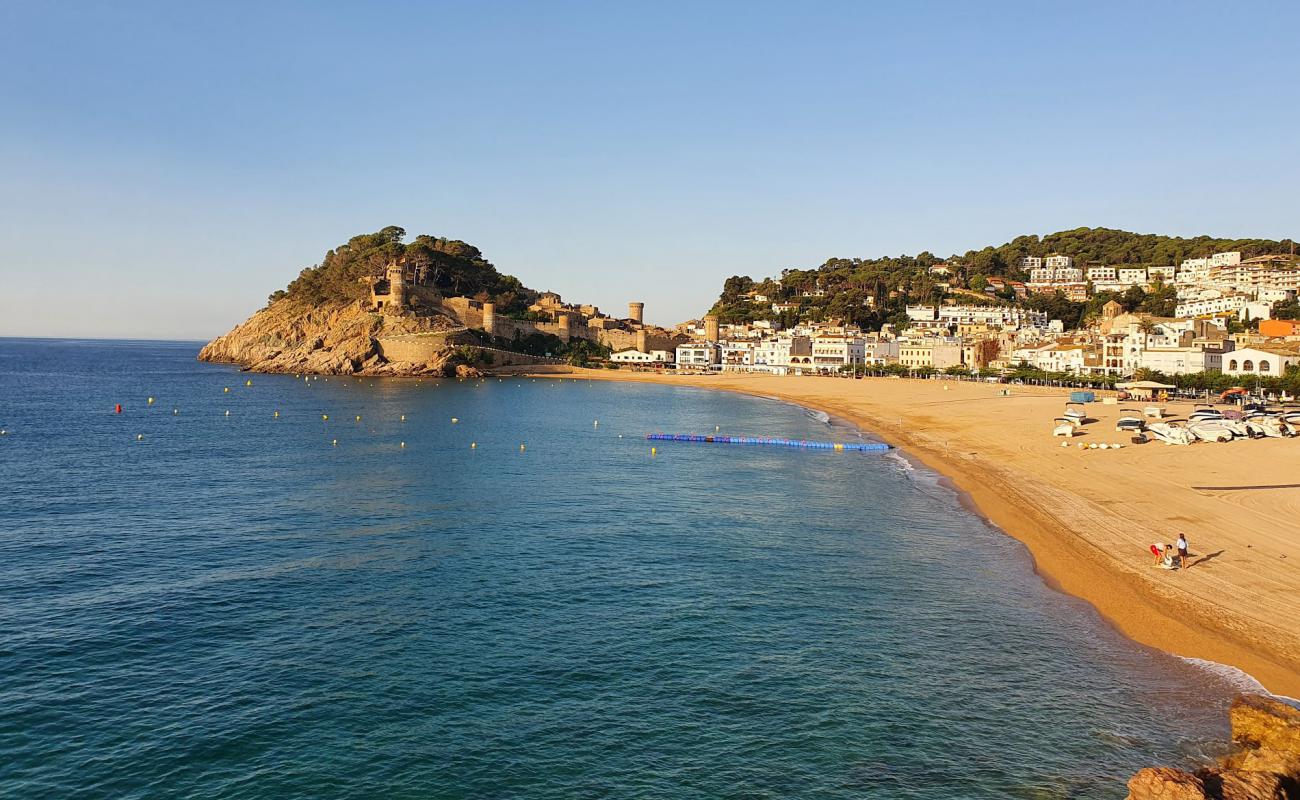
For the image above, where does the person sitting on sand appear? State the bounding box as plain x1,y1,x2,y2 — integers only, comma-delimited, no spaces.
1177,534,1189,570
1150,542,1166,566
1161,545,1177,570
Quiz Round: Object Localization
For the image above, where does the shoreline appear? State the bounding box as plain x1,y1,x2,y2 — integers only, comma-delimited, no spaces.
553,368,1300,698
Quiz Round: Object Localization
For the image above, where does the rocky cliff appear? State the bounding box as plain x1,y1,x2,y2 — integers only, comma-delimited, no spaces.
198,298,460,376
1127,694,1300,799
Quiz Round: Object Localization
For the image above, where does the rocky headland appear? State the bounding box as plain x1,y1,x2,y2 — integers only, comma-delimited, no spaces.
1127,694,1300,799
198,296,467,376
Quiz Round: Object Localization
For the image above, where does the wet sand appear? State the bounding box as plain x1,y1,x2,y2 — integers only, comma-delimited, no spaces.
566,369,1300,697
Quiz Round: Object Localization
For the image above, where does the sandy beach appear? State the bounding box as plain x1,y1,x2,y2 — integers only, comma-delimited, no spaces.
565,369,1300,697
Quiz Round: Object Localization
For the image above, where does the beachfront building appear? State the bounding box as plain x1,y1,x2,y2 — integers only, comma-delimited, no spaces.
898,336,963,370
675,342,720,370
611,349,674,365
862,337,900,365
719,341,756,371
1222,345,1300,376
1137,346,1226,375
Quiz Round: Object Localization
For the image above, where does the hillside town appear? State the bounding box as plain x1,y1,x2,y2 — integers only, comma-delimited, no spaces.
608,250,1300,383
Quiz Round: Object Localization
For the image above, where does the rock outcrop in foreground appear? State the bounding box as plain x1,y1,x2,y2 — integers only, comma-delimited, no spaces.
199,299,460,376
1128,695,1300,800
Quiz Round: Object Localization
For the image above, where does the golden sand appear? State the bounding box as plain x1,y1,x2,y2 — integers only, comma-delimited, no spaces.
569,369,1300,696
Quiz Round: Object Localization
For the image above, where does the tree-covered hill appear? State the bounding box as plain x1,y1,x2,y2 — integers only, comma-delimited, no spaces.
271,226,535,316
709,227,1297,331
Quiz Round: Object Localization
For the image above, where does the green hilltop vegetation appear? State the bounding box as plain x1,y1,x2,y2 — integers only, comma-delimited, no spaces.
270,226,536,317
709,227,1297,332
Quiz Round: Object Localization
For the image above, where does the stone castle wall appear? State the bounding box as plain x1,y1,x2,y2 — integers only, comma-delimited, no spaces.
437,295,685,353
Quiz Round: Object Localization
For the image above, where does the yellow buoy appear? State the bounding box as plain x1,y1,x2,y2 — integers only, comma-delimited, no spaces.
400,442,406,449
322,414,329,421
651,447,657,456
246,379,252,387
147,396,155,405
400,415,406,422
223,387,230,393
520,443,526,452
136,433,144,441
451,417,459,424
355,415,361,422
332,439,338,446
274,410,280,418
471,442,477,449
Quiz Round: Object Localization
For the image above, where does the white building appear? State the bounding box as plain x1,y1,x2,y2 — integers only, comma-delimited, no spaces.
803,336,866,372
1087,266,1117,283
1211,251,1242,268
675,342,720,369
934,305,1049,330
1148,265,1176,283
1045,254,1073,269
1138,347,1224,375
719,342,756,371
611,349,674,364
1223,346,1300,377
1116,268,1147,286
1175,294,1249,318
1020,256,1043,271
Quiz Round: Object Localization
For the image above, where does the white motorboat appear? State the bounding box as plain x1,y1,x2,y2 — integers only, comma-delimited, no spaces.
1063,402,1087,423
1052,417,1076,437
1246,415,1292,438
1188,407,1225,423
1146,421,1197,445
1187,420,1238,443
1115,408,1145,433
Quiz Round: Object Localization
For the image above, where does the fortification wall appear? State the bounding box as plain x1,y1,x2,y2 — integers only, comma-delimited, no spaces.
376,333,450,363
441,296,485,328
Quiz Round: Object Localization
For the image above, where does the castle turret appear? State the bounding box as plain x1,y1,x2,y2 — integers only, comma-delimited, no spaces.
482,302,496,336
556,313,572,343
384,263,406,314
636,329,649,353
628,301,644,324
704,314,720,342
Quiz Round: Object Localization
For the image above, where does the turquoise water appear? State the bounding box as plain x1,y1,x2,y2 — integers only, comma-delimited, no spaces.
0,339,1244,798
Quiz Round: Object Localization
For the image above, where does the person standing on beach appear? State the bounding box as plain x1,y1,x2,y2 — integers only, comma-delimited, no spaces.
1177,534,1189,569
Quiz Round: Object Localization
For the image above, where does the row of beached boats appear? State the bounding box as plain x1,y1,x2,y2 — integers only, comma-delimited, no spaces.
1053,402,1300,445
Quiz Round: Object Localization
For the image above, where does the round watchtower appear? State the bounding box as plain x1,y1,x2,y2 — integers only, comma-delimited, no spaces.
636,329,649,353
704,314,720,342
482,302,496,336
628,301,644,324
385,263,406,313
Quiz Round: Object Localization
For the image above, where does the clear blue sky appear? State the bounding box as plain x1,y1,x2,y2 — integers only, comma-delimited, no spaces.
2,1,1297,339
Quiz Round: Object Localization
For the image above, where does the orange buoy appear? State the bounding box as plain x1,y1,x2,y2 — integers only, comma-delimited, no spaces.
114,404,122,414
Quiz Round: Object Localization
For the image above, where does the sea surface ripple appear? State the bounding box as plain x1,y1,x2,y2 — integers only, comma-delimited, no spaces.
0,339,1239,799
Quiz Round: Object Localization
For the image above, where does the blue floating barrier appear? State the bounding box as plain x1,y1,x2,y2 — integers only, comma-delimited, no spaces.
646,433,888,453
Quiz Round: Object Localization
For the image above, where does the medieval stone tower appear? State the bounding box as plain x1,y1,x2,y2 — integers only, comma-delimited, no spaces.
628,302,644,324
704,314,720,342
384,261,406,314
482,302,496,336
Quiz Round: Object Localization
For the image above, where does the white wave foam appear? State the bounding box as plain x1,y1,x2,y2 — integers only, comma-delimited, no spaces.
804,408,831,424
1177,657,1300,706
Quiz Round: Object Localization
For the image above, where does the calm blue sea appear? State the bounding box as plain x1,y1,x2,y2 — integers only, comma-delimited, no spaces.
0,339,1248,799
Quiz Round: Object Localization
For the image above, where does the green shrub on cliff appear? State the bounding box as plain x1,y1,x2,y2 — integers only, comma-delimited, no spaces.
279,226,535,315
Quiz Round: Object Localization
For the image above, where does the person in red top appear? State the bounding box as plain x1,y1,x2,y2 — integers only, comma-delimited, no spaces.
1150,542,1166,566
